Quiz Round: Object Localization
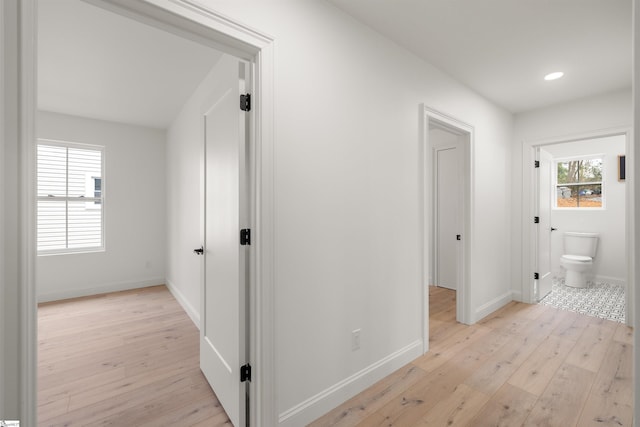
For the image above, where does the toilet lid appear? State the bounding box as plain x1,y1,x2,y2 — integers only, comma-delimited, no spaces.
562,255,591,262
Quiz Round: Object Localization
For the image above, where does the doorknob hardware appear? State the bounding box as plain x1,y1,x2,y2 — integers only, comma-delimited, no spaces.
193,246,204,255
551,227,558,232
456,235,461,241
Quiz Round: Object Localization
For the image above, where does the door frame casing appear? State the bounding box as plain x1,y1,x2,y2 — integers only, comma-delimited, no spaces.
421,105,474,353
521,127,633,327
16,0,276,425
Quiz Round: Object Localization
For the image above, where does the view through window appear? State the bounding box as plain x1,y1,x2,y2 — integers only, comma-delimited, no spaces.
37,141,104,253
555,157,603,208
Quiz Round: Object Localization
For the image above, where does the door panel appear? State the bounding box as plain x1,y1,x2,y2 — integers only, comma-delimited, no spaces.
537,148,553,301
436,147,459,290
201,55,248,427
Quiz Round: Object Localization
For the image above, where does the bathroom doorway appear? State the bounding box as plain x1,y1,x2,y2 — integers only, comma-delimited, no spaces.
531,133,629,323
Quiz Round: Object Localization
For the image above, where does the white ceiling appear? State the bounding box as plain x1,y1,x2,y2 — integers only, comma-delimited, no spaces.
328,0,633,113
38,0,223,129
39,1,632,123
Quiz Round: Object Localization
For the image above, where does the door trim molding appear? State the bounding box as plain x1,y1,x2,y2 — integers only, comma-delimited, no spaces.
520,127,633,328
17,0,276,424
420,105,475,353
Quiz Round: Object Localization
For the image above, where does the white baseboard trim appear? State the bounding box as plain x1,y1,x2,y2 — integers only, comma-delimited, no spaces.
594,275,626,287
474,291,513,322
510,289,523,302
165,279,200,329
278,339,423,427
37,277,165,303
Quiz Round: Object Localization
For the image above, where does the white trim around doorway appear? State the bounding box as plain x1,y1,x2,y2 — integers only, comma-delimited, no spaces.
16,0,276,425
420,105,475,353
520,127,634,328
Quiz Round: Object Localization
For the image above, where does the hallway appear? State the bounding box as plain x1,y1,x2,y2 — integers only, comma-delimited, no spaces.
311,287,633,426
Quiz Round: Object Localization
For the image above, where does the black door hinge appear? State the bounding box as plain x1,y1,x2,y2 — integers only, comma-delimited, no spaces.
534,216,539,224
534,160,540,168
534,272,539,280
240,94,251,111
240,363,251,382
240,229,251,245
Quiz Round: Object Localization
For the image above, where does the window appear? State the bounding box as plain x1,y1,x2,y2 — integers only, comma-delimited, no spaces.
37,141,104,253
555,156,604,209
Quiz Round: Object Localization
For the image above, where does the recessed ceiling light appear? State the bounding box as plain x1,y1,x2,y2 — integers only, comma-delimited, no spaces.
544,71,564,81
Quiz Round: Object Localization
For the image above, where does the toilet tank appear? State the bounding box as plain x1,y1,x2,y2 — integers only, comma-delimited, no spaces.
564,232,599,257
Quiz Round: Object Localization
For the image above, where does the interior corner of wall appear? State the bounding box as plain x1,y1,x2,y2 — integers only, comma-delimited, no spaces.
165,279,200,329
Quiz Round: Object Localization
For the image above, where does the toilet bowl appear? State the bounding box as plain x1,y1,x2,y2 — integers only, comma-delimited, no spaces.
561,232,599,288
560,255,592,288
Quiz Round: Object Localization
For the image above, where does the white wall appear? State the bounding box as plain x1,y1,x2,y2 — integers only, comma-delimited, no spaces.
165,53,226,326
1,0,20,417
544,135,626,284
164,1,515,424
36,111,166,302
511,89,632,300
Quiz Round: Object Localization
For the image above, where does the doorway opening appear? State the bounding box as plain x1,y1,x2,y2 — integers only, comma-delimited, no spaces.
531,133,629,324
422,106,473,352
36,0,250,425
19,0,275,425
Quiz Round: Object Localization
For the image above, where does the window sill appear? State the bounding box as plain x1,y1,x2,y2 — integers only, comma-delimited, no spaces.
37,248,105,257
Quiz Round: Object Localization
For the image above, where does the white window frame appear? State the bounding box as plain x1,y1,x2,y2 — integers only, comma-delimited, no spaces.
36,138,105,255
553,154,605,210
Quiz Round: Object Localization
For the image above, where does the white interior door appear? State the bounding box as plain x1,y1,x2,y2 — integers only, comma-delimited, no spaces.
201,56,249,427
436,146,460,290
537,148,553,301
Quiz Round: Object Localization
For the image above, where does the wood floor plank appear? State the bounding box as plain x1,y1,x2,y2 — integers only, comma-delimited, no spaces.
66,356,199,412
417,383,489,426
577,340,633,426
551,310,590,342
565,322,615,373
468,383,538,427
307,364,428,427
462,330,542,395
361,343,499,426
614,322,633,345
507,334,576,396
414,325,492,373
38,285,230,426
523,363,595,427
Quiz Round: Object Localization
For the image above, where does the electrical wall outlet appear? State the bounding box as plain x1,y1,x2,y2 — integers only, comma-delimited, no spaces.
351,329,361,351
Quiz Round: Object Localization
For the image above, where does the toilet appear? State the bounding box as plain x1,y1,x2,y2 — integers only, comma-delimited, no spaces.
560,232,599,288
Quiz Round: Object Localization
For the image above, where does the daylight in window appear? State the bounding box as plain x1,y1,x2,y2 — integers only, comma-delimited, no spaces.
37,142,104,253
555,157,603,208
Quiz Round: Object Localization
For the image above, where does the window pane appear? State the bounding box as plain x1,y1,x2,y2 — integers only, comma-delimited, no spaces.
37,145,67,197
67,200,102,249
69,147,101,198
556,185,602,208
37,142,104,252
557,186,577,207
577,184,602,208
557,160,581,184
580,158,603,182
37,200,67,251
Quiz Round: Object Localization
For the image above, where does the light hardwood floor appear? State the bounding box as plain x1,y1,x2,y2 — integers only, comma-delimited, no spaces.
310,286,634,426
38,285,232,426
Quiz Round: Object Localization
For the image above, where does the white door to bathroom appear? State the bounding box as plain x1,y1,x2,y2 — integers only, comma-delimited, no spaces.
435,146,461,290
537,148,553,301
201,56,250,427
